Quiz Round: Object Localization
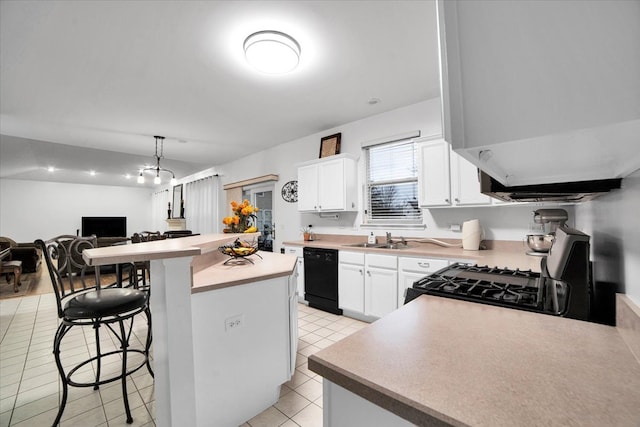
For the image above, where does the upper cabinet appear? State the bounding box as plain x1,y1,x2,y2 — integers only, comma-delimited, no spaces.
437,0,640,186
418,136,492,207
297,154,358,212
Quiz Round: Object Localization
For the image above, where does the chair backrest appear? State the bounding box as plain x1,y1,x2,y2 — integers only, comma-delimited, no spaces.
35,235,99,318
131,231,165,243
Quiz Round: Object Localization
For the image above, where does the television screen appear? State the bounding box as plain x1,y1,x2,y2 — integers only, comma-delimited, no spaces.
81,217,127,238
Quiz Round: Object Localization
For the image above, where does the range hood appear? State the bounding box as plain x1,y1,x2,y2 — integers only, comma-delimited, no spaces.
480,171,621,203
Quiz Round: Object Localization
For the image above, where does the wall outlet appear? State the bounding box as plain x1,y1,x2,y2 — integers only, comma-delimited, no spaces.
225,314,244,331
450,223,462,232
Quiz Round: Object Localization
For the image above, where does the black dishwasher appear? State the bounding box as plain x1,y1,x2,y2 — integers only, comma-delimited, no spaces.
303,247,342,315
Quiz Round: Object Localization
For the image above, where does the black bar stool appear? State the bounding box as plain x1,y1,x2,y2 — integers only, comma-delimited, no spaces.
36,235,153,426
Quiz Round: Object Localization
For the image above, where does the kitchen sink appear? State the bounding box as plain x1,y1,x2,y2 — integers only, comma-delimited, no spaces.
344,242,413,250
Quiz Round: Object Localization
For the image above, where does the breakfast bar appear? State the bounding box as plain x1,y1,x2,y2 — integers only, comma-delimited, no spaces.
83,233,298,427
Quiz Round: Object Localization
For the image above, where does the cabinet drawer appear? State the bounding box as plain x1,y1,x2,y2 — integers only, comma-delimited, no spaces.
366,254,397,269
398,257,449,273
339,251,365,264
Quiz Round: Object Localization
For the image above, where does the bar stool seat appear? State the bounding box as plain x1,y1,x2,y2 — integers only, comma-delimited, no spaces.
1,260,22,292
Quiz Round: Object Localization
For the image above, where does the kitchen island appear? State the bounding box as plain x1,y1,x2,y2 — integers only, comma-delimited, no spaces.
308,295,640,426
83,233,298,427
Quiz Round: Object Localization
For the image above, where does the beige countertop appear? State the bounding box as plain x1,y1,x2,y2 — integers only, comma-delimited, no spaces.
308,295,640,427
283,234,542,272
192,250,296,294
82,232,296,293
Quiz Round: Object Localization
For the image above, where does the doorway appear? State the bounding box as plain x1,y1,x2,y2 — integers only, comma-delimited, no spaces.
242,184,274,252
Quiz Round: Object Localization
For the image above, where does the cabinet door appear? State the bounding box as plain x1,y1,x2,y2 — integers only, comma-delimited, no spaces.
338,262,365,313
298,164,319,211
318,159,345,211
418,139,451,207
450,151,492,206
397,271,426,308
365,267,397,318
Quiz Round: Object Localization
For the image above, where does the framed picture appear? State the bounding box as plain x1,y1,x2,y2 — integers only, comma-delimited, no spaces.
172,184,183,218
319,133,341,158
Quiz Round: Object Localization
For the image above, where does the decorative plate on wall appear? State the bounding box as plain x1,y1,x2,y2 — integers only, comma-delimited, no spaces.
281,180,298,203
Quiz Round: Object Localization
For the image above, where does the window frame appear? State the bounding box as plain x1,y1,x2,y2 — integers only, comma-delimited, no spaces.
363,137,422,226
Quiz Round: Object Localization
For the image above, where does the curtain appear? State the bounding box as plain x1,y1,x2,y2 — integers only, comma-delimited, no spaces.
151,189,170,232
185,175,218,234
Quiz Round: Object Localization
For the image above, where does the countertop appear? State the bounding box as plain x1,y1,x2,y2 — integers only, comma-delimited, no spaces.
283,235,542,272
308,295,640,427
82,233,296,293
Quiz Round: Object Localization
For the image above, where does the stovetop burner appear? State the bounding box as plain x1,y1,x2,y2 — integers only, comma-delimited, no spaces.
410,263,549,314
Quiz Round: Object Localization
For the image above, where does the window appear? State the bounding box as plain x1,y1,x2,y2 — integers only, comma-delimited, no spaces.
365,139,421,224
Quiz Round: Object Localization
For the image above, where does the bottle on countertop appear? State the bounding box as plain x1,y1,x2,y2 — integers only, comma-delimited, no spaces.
368,232,376,244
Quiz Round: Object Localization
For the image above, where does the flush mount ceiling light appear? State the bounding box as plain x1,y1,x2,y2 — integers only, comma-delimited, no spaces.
137,136,177,186
243,30,301,74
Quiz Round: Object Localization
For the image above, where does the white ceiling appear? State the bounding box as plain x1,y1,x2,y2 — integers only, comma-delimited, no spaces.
0,0,440,187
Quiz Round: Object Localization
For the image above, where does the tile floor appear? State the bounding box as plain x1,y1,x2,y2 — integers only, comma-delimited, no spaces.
0,294,368,426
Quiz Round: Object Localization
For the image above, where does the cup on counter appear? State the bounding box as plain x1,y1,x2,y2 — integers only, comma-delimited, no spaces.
462,219,482,250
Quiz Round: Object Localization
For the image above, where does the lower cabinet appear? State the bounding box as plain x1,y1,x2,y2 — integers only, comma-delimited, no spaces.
339,252,397,319
397,257,450,308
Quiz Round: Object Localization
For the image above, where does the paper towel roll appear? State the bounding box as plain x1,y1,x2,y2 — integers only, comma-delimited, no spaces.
462,219,481,250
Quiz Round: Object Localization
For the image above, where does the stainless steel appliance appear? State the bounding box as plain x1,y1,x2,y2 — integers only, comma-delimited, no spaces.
405,226,599,322
303,247,342,315
526,209,569,255
479,171,621,203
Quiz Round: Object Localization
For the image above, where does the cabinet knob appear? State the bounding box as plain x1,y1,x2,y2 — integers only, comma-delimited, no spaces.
455,198,460,202
367,270,371,276
359,269,363,274
314,206,317,209
445,198,450,203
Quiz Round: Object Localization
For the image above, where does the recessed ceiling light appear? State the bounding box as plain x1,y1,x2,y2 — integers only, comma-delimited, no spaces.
89,170,96,176
244,30,301,74
47,166,55,172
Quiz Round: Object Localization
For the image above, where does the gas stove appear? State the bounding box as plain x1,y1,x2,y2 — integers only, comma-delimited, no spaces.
405,263,563,316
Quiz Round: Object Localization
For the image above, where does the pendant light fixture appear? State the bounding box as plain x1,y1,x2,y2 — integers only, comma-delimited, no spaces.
243,30,301,74
138,136,177,186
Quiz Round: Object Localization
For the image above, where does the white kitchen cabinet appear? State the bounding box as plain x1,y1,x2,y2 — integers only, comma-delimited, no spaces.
338,251,365,313
450,150,492,206
297,154,358,212
418,137,451,207
339,252,397,319
364,254,398,318
283,246,305,302
397,257,450,308
437,0,640,186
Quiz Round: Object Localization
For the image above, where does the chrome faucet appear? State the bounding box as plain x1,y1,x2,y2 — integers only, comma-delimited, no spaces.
386,232,392,245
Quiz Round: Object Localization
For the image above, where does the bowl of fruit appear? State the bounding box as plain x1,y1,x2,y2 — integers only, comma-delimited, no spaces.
219,238,261,264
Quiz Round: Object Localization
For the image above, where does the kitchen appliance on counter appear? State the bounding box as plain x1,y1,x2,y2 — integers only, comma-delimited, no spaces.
303,247,342,315
526,209,569,256
405,226,607,323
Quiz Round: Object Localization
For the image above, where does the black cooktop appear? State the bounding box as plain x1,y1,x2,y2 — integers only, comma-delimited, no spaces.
407,263,551,314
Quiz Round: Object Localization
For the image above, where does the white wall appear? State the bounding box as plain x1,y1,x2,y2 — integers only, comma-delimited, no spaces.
216,98,566,250
575,170,640,305
0,179,152,242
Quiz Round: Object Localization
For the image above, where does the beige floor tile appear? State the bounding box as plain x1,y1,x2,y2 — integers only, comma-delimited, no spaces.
280,420,301,427
9,392,59,424
246,405,288,427
291,403,323,427
274,390,312,418
59,405,106,427
10,406,58,427
294,378,322,402
297,345,320,357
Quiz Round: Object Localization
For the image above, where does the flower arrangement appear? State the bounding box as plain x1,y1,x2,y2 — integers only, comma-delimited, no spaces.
222,199,259,233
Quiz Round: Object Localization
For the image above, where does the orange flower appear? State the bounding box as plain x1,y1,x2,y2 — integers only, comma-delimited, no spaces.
232,215,240,225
